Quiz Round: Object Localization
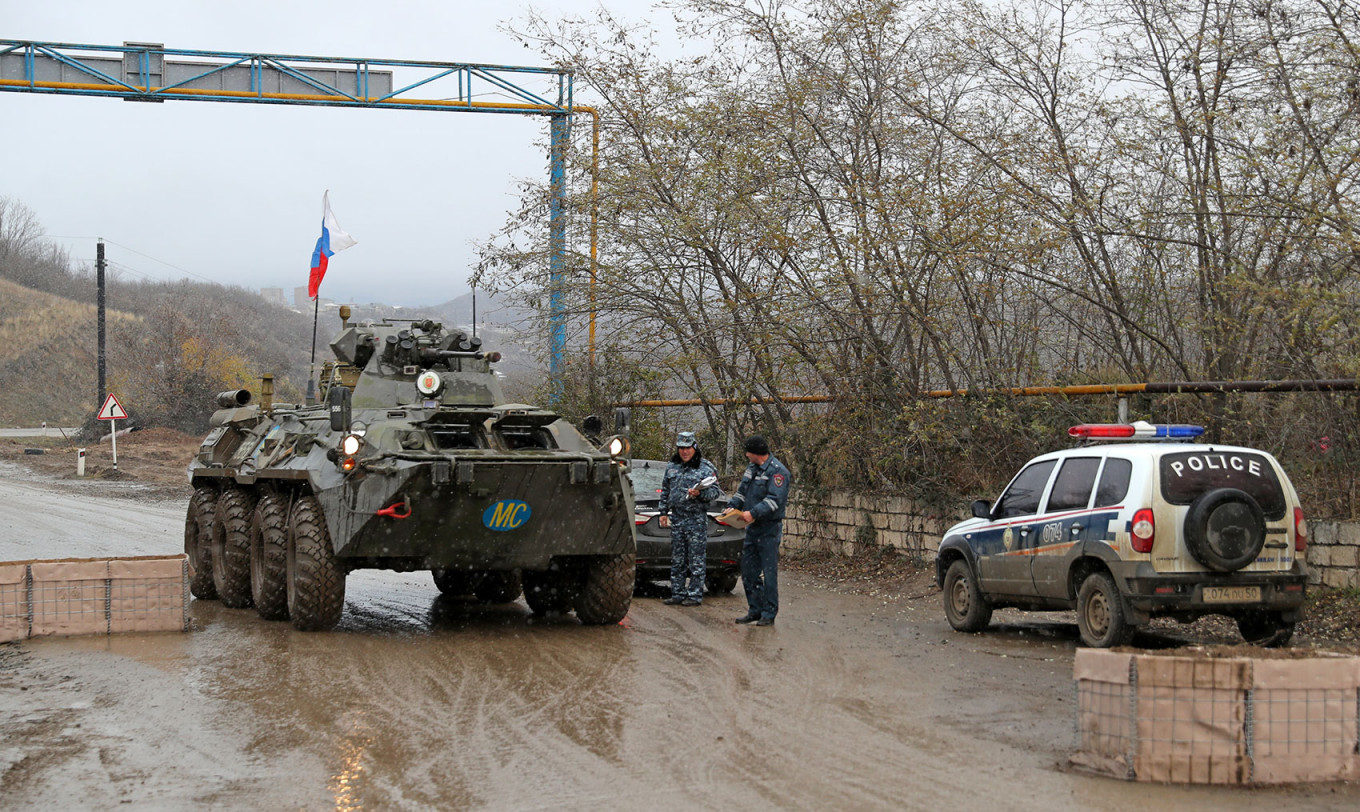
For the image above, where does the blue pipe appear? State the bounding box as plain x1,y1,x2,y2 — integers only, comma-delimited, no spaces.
548,114,567,404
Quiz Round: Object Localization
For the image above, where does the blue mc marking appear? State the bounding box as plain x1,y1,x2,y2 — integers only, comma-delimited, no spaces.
483,499,531,531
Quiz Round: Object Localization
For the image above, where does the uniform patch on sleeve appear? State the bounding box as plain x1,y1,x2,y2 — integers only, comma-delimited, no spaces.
772,473,785,487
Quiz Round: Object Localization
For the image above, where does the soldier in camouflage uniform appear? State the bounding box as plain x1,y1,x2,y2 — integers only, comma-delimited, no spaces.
658,431,722,606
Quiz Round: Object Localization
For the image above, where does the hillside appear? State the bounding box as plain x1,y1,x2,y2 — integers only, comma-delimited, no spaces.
0,274,320,431
0,274,550,430
0,277,140,425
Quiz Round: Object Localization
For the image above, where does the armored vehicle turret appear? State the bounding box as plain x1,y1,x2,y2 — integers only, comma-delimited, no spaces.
184,310,635,631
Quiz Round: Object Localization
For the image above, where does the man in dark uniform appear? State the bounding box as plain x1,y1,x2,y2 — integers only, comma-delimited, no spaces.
727,435,791,626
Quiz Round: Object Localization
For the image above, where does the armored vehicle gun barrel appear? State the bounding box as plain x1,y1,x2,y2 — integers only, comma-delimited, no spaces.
185,312,636,632
216,389,252,408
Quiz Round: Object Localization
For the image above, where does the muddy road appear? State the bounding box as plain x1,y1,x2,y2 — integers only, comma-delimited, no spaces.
1,465,1357,810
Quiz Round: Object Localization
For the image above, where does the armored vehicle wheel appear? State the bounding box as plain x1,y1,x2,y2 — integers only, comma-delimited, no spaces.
706,572,739,595
473,571,523,604
1237,610,1295,648
523,566,575,615
1076,571,1132,648
942,559,993,632
432,568,474,596
250,492,291,621
574,552,634,625
211,487,256,608
185,486,219,600
288,494,345,631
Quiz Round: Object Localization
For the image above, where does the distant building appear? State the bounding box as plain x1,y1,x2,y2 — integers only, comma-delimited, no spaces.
260,287,287,306
294,286,311,307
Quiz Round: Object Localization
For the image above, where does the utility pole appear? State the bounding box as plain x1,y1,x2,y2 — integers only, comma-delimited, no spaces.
97,238,106,407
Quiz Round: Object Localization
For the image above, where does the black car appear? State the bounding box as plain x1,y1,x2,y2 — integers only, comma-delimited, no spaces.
629,459,743,595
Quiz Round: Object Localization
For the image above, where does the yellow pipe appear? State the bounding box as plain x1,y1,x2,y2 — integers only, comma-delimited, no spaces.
621,384,1153,408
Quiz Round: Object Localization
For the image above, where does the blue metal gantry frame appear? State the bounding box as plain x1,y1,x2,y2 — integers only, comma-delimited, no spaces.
0,39,592,397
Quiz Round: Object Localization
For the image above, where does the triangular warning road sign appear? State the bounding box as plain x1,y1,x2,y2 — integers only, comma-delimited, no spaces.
97,393,128,420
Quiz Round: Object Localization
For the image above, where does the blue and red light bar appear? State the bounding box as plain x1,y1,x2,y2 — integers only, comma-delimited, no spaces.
1069,421,1204,440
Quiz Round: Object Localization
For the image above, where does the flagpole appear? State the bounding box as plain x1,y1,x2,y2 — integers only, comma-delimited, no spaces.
307,295,319,405
306,190,356,407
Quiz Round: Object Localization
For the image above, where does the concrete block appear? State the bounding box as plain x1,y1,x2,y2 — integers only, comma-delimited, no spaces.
879,529,906,550
1311,522,1338,547
1336,522,1360,548
1333,545,1360,569
1322,568,1356,589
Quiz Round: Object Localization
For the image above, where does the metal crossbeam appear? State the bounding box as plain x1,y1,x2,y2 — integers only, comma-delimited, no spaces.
0,39,587,395
0,40,573,113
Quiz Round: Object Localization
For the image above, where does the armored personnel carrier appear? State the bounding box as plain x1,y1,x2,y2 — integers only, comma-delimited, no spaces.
184,308,636,631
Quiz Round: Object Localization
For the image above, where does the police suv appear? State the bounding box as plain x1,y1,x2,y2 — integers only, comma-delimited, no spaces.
935,422,1308,648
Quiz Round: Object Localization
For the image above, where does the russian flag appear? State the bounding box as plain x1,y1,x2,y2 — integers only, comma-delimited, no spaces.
307,191,357,298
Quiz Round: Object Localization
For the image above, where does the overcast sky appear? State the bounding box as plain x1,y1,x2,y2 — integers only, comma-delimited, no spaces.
1,0,652,307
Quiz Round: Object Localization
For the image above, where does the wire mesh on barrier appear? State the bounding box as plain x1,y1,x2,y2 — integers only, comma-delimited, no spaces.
1072,649,1360,784
1,556,190,639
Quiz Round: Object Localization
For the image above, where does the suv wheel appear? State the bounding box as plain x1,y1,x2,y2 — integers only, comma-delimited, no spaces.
1183,488,1267,572
1076,571,1132,648
1236,610,1295,648
943,560,993,632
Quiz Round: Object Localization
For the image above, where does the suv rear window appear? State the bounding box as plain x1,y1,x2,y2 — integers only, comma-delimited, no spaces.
1159,451,1286,519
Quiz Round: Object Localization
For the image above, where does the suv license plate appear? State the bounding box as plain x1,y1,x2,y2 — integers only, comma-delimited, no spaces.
1203,585,1261,603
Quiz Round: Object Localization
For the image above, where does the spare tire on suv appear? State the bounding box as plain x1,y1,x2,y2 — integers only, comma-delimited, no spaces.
1183,488,1266,572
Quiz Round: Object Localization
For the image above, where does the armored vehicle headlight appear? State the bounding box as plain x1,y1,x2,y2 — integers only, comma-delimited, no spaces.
605,435,630,458
416,370,444,397
340,434,363,456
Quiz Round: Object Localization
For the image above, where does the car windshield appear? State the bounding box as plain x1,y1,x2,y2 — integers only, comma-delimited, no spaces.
629,461,667,505
628,459,729,511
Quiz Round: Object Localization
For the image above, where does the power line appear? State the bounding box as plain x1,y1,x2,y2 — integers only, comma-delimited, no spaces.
41,234,217,284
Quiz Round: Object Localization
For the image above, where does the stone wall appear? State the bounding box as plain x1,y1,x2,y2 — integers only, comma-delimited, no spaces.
784,489,1360,589
1306,522,1360,589
783,489,954,566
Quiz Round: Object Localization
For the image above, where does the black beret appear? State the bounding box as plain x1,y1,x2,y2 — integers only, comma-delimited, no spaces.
743,435,770,455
